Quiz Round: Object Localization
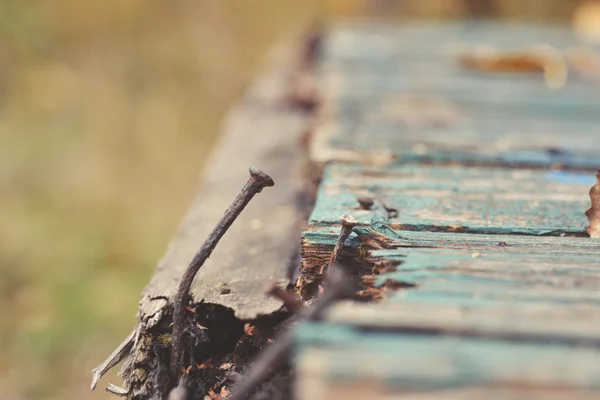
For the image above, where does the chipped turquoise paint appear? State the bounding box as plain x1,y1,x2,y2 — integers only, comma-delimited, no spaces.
309,163,590,235
353,226,400,243
298,22,600,392
369,248,600,270
324,21,587,61
294,321,600,388
395,288,600,305
380,270,517,286
387,291,502,307
370,248,600,305
390,151,599,170
369,216,401,239
320,20,600,168
302,229,363,249
303,227,600,252
327,80,600,113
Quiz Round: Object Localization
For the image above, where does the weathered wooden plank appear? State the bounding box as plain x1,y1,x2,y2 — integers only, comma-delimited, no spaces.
308,163,592,235
319,65,597,93
300,227,600,286
304,227,600,252
373,251,600,308
311,22,600,167
322,21,596,62
295,21,600,400
318,75,600,113
294,322,600,400
302,229,600,299
323,300,600,341
311,103,600,168
372,248,600,290
297,380,600,400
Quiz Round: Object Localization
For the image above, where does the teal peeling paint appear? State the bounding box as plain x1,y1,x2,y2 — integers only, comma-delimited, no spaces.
371,247,600,306
294,321,600,388
309,163,590,236
396,288,600,305
297,22,600,394
370,217,401,240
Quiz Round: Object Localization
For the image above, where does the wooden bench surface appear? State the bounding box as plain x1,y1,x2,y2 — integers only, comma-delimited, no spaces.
296,21,600,399
310,21,600,169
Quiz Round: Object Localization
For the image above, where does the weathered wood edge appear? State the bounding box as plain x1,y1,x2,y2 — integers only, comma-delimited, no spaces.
138,42,311,324
90,36,315,396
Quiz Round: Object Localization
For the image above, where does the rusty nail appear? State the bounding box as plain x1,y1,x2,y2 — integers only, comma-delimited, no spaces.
229,268,354,400
265,282,304,314
170,167,274,379
320,215,358,275
356,196,374,210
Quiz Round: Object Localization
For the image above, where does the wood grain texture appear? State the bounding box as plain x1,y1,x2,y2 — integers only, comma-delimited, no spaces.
323,300,600,341
318,75,600,111
294,322,600,399
308,163,592,235
297,381,600,400
310,21,600,167
303,229,600,308
312,104,600,168
297,235,600,398
294,21,600,400
139,44,309,323
322,21,592,61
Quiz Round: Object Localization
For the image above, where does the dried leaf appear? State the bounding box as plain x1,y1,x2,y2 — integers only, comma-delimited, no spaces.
457,46,567,89
585,170,600,238
458,49,545,72
196,323,208,330
244,323,256,336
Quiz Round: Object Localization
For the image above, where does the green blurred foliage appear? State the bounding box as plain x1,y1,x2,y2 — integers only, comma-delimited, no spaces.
0,1,584,399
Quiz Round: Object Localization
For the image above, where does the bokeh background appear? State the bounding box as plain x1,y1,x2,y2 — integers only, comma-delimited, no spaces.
0,0,594,399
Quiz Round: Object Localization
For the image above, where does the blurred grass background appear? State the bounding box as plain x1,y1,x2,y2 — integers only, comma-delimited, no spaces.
0,0,590,399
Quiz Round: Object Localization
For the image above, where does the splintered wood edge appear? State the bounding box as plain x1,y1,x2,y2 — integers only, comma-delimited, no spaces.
138,40,311,324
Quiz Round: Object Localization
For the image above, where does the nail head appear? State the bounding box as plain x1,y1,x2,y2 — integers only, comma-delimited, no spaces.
339,215,358,228
249,166,275,187
357,196,374,210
